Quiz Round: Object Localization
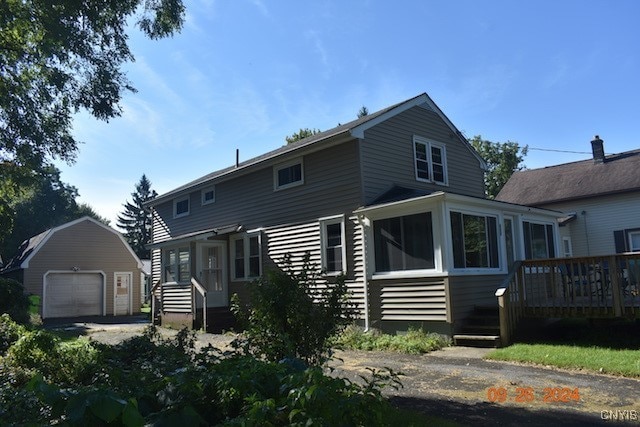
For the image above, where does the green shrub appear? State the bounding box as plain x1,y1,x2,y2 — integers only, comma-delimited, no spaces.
0,313,26,354
336,325,451,354
0,278,30,324
232,253,356,366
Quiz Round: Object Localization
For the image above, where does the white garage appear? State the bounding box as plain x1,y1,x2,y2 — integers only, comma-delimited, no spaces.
44,272,105,318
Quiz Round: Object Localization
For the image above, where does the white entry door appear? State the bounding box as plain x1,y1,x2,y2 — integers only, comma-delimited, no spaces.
197,242,228,307
114,272,132,315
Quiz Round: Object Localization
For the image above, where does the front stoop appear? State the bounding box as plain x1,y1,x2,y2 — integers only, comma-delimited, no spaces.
453,306,501,348
194,307,236,333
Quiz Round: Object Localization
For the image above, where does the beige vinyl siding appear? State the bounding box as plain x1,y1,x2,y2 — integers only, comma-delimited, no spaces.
541,192,640,257
447,274,503,324
360,105,485,203
259,218,366,317
368,277,450,323
23,219,141,316
151,141,362,240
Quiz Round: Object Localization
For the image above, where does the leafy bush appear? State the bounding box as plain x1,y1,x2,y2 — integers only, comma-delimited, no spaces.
336,325,451,354
0,278,30,324
0,313,26,354
4,329,99,385
1,325,403,426
232,253,356,366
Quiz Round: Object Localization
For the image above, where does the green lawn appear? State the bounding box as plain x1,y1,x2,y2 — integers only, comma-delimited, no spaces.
486,319,640,377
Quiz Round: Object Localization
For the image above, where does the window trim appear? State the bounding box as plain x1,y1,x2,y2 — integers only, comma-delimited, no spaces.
372,211,436,275
231,232,262,281
629,231,640,252
173,196,190,218
449,210,500,271
413,136,448,186
201,186,215,206
320,215,347,275
273,158,304,191
523,220,556,260
562,236,573,257
162,246,191,283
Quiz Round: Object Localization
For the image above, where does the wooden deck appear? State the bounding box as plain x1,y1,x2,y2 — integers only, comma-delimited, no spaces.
496,253,640,345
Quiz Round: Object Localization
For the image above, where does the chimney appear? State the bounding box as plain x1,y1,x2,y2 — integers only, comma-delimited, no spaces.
591,135,605,164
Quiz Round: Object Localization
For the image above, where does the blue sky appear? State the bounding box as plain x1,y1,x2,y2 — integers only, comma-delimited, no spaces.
58,0,640,226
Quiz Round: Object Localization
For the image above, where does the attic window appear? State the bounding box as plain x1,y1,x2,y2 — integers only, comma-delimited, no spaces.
413,136,448,185
201,187,215,205
274,159,304,190
174,196,190,218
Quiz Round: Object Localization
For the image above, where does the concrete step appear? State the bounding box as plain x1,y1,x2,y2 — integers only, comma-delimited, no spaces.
453,334,501,348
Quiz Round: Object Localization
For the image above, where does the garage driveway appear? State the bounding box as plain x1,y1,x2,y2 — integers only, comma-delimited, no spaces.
47,321,640,426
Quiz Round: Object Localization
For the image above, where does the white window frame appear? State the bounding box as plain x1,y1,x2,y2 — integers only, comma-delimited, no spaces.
201,186,215,205
162,246,191,283
274,158,304,191
231,232,262,281
562,236,573,257
522,220,557,260
629,231,640,252
173,196,190,218
449,209,500,271
413,136,448,186
320,215,347,275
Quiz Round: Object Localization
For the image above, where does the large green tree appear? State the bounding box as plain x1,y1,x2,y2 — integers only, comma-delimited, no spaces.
0,165,108,260
470,135,528,199
0,0,185,172
285,128,321,145
117,174,157,259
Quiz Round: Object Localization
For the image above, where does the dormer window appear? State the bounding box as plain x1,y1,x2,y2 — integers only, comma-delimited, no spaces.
174,196,190,218
274,159,304,190
413,136,448,185
201,186,215,205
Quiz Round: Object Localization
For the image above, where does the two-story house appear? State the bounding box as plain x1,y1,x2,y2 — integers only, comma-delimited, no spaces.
146,93,563,337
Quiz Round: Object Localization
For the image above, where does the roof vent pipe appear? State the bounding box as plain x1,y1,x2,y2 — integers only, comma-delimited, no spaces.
236,149,239,168
591,135,605,164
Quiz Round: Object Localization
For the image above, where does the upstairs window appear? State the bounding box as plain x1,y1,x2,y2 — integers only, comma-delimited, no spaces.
373,212,435,272
629,231,640,252
232,233,261,280
174,196,190,218
320,216,346,274
274,159,303,190
413,136,448,185
201,187,215,205
450,211,499,269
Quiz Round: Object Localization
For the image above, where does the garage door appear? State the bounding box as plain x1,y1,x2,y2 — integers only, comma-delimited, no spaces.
45,273,103,318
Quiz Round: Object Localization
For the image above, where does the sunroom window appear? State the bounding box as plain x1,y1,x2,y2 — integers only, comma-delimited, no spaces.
523,221,555,259
450,211,499,269
373,212,435,272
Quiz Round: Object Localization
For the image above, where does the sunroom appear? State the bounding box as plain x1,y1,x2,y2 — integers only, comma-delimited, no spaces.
355,189,564,335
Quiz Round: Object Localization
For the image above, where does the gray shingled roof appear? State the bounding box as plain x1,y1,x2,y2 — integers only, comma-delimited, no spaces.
0,228,51,273
496,149,640,206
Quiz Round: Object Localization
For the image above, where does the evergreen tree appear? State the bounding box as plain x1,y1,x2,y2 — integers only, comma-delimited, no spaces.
117,175,157,259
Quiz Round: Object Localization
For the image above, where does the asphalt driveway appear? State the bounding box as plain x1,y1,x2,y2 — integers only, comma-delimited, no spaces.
46,318,640,426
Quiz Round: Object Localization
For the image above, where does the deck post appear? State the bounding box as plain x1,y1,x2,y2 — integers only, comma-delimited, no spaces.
609,256,623,317
495,288,510,347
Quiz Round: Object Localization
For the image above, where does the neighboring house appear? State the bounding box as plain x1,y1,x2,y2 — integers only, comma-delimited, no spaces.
1,216,143,319
497,136,640,257
146,93,563,336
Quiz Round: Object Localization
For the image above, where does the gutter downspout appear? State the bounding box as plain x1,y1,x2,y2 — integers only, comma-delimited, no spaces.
357,214,371,332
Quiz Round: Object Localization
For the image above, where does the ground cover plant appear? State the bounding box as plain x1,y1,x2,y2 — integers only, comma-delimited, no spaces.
486,319,640,377
335,325,451,354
